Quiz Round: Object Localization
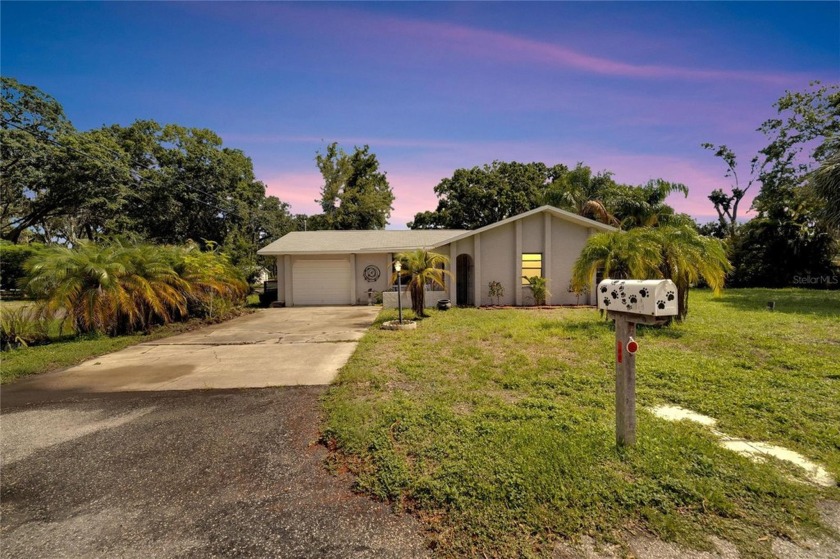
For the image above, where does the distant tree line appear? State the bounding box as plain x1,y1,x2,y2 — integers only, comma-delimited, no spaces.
700,82,839,287
408,161,691,231
2,76,836,291
410,83,839,289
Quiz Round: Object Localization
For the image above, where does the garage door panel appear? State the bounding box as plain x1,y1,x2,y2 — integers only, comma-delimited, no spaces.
293,260,352,305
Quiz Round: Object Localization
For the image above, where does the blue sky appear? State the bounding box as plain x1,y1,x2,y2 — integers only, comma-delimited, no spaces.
3,1,838,227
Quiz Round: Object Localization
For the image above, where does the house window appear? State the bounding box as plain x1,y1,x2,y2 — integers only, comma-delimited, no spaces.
521,253,542,285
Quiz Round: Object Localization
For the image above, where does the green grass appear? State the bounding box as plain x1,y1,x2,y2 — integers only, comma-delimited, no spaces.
0,300,32,311
323,288,840,558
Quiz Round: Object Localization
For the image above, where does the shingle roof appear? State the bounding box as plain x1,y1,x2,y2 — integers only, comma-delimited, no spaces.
257,206,617,256
257,229,466,255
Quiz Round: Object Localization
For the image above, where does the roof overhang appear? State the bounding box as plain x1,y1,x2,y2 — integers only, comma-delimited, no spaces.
427,205,618,248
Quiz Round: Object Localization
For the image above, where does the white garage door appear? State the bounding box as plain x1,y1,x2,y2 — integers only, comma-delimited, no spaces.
292,259,352,305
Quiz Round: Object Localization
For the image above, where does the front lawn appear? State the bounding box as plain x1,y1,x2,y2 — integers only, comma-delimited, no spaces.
323,288,840,558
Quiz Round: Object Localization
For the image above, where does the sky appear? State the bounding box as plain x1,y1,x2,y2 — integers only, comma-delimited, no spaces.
2,1,838,228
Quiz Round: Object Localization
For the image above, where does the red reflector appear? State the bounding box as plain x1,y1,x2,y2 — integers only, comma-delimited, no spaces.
626,340,639,354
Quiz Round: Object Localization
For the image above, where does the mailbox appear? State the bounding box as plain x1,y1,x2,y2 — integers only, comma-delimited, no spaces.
596,279,678,317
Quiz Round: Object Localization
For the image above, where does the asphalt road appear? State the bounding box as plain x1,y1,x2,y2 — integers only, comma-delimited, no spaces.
1,387,429,558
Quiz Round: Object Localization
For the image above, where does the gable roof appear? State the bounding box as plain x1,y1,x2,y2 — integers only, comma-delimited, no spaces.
257,206,617,256
257,229,466,255
427,205,618,248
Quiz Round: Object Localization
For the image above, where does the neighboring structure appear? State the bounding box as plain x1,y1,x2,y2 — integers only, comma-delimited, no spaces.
257,206,617,307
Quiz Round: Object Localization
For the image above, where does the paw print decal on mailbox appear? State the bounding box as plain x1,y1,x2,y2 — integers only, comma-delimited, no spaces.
596,279,677,317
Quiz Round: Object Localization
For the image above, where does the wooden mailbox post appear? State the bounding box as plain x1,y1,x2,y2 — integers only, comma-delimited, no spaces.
597,279,678,447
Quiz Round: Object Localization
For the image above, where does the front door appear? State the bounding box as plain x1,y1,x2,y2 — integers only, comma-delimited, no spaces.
456,254,473,306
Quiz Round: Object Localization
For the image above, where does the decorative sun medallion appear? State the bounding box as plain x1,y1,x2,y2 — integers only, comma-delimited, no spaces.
363,265,380,282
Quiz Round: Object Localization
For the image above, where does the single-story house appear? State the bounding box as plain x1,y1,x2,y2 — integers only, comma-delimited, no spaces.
257,205,617,307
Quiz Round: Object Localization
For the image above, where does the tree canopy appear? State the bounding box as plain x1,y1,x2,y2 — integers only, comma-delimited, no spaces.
409,161,566,229
408,160,689,231
313,142,394,230
1,78,297,281
703,81,840,287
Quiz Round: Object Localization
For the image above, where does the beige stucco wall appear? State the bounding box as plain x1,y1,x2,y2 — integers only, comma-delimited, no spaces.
275,252,415,305
549,215,591,305
271,210,599,307
275,256,285,303
354,253,392,304
382,290,449,309
521,214,544,253
477,223,517,306
468,212,596,306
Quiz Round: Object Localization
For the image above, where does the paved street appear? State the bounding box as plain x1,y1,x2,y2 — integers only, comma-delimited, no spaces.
1,387,429,558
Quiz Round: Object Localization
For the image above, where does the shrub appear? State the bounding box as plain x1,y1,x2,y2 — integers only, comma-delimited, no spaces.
488,281,505,305
171,241,248,318
0,242,44,292
0,306,48,350
23,241,248,336
523,276,550,306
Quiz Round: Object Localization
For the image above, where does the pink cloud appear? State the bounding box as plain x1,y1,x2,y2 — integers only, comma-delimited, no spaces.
262,171,322,215
261,168,443,229
391,20,784,84
191,3,808,86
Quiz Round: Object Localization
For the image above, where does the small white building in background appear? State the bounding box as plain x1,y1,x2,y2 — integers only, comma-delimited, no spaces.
257,205,617,307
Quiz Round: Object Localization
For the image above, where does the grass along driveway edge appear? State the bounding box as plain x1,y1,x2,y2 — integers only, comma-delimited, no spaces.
0,308,255,384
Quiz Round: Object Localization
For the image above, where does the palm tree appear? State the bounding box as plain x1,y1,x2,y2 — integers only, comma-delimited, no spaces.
24,242,188,335
544,164,619,226
571,226,730,321
167,241,248,318
25,242,141,335
570,228,661,292
23,240,247,335
808,151,840,233
648,225,730,320
393,250,450,317
120,243,190,328
523,275,550,306
612,179,689,229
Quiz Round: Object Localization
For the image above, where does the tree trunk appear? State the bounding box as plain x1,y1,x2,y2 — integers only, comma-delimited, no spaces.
677,285,689,321
410,280,424,316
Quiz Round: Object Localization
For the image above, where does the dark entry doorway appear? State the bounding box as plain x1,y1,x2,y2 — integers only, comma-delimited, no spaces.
456,254,474,306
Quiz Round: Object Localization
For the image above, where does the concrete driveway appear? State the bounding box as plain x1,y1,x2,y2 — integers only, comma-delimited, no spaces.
2,306,380,402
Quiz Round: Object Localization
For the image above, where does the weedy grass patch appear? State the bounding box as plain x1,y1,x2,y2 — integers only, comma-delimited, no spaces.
323,288,840,558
